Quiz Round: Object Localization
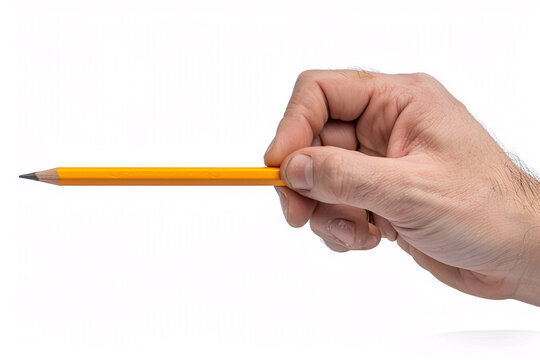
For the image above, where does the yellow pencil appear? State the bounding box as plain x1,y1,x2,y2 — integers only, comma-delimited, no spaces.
19,167,285,186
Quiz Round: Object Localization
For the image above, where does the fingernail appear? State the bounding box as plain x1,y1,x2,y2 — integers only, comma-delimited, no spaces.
328,219,355,247
275,187,288,220
285,154,313,190
264,138,275,157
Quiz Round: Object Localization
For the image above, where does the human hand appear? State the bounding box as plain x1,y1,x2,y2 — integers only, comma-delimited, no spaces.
264,70,540,306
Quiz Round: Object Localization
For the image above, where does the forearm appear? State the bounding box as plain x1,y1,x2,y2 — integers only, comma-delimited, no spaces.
512,168,540,305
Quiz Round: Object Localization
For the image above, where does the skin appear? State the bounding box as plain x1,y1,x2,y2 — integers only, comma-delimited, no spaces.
264,70,540,306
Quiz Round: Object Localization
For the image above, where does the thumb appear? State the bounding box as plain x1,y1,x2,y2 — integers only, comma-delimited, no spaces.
280,146,413,219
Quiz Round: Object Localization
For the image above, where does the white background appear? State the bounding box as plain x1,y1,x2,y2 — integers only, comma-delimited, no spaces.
1,1,540,359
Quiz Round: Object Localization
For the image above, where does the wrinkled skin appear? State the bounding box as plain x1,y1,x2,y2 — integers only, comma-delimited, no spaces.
264,70,540,306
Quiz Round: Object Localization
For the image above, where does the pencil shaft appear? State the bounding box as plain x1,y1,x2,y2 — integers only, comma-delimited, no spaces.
50,167,284,186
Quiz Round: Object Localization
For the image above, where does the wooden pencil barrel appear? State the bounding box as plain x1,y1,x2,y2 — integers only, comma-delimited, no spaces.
56,167,285,186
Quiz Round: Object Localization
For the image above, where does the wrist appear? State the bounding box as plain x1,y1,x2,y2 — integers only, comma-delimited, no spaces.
512,219,540,306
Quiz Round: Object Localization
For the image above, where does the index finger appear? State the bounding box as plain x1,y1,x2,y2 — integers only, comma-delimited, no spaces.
263,69,379,167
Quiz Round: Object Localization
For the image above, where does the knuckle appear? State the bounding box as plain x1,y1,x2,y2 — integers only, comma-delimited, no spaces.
322,238,349,253
309,217,322,235
410,72,437,83
309,209,327,236
320,152,356,202
403,72,443,103
407,72,439,93
297,69,318,82
313,223,348,253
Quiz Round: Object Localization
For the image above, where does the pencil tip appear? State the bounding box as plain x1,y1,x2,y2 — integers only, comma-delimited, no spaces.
19,172,39,181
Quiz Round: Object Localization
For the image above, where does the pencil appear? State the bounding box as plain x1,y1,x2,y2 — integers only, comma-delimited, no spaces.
19,167,285,186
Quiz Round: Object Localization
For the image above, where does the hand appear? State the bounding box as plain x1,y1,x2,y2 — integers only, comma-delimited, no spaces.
264,70,540,306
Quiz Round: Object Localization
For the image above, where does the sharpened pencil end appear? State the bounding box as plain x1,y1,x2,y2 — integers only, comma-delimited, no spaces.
19,172,39,181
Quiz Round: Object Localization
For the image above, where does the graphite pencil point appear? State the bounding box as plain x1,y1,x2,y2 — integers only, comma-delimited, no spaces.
19,172,39,181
